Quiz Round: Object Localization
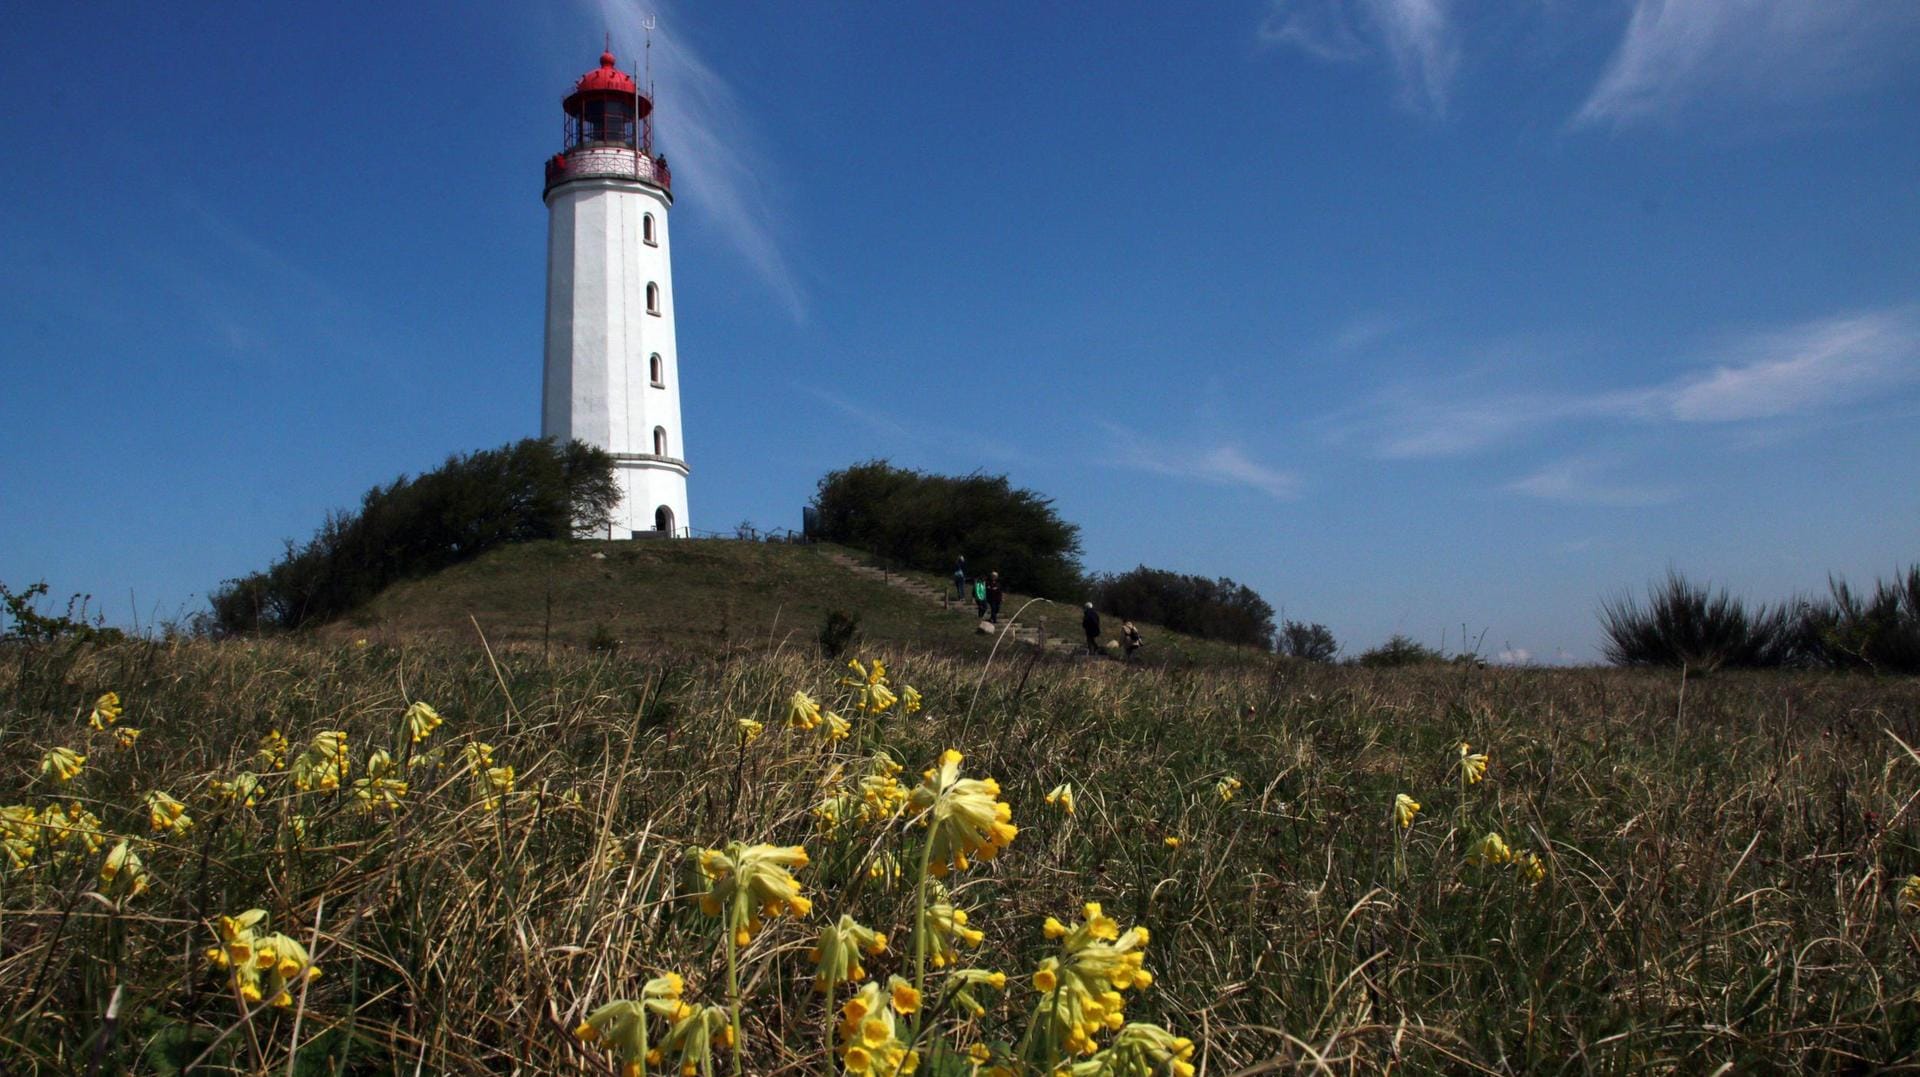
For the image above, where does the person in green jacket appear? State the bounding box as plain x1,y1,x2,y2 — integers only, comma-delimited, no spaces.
973,578,988,619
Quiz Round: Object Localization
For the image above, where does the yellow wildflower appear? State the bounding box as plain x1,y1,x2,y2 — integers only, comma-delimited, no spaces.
907,749,1018,876
98,840,149,898
1458,742,1488,785
1045,783,1076,815
1029,903,1154,1058
737,718,765,744
1163,836,1181,849
888,975,921,1014
813,914,888,989
353,750,408,814
2,805,40,867
89,691,124,729
463,742,495,770
42,802,106,858
210,773,262,809
902,685,923,713
291,731,349,792
692,841,811,946
404,701,444,744
656,1003,733,1077
948,968,1007,1018
206,909,319,1007
575,974,693,1073
1902,875,1920,913
40,746,85,784
480,765,515,811
788,690,824,730
1216,776,1243,803
114,727,141,748
1068,1022,1196,1077
835,980,919,1076
146,791,193,835
843,658,899,714
1394,793,1420,829
3,834,32,870
1517,849,1548,886
1466,831,1512,867
257,730,290,770
922,881,985,969
821,710,852,742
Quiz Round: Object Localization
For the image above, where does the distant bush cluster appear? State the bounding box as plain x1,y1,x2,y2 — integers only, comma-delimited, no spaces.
210,439,618,633
1088,566,1276,649
1600,568,1920,673
810,460,1086,600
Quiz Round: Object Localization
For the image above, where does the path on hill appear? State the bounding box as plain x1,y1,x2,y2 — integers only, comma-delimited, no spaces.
818,550,1079,655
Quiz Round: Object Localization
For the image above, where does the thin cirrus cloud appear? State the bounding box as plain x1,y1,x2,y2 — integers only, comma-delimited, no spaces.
1574,0,1920,127
1504,457,1680,508
1258,0,1460,116
581,0,807,322
1343,307,1920,459
1104,424,1302,500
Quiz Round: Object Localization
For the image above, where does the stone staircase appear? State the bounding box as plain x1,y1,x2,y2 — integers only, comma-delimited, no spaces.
818,550,1076,654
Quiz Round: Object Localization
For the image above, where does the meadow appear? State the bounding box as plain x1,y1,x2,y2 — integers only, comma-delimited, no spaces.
4,635,1920,1074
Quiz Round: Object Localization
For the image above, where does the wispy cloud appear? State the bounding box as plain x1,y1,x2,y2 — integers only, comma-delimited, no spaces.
1575,0,1920,128
1505,457,1679,508
1339,306,1920,458
1260,0,1460,116
1105,424,1302,500
585,0,806,320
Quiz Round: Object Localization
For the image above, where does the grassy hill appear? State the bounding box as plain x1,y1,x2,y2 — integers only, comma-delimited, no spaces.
322,538,1268,665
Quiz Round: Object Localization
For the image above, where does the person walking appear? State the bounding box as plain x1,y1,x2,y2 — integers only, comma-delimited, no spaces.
952,556,968,602
985,572,1005,624
1081,602,1102,655
973,577,989,620
1121,621,1143,662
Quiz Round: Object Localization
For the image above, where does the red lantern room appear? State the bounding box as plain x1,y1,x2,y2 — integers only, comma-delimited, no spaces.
546,49,671,196
565,51,650,149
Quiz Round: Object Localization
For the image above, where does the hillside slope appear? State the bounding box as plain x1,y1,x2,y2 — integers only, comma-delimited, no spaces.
321,539,1264,664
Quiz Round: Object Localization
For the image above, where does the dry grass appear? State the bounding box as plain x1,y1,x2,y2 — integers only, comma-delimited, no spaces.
4,636,1920,1074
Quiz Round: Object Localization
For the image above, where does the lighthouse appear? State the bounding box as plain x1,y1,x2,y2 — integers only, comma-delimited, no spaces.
542,50,689,538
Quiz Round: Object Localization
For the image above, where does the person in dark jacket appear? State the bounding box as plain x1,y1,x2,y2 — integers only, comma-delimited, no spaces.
985,572,1005,624
1081,602,1102,655
973,577,989,619
952,556,968,601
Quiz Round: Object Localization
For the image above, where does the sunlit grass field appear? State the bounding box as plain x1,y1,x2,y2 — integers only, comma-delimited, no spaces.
4,637,1920,1074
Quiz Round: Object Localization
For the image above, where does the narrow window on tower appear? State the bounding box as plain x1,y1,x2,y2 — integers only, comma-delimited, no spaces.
654,426,668,455
643,213,657,246
646,283,660,315
649,353,664,388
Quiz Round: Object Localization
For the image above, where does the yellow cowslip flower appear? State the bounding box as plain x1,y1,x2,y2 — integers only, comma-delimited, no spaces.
835,980,919,1076
480,765,515,812
353,750,408,814
1394,793,1421,829
146,791,193,835
1163,836,1181,849
888,975,921,1015
1045,783,1076,815
575,974,693,1074
1901,876,1920,914
463,742,495,770
206,909,319,1006
257,730,290,771
89,691,124,729
40,747,85,784
948,968,1008,1018
821,710,852,742
737,718,765,744
969,1043,993,1065
42,802,106,859
812,914,888,989
901,685,923,714
656,1003,733,1077
1516,850,1547,886
291,731,349,792
210,772,262,809
1029,903,1154,1058
865,849,901,886
1466,832,1512,867
1064,1022,1196,1077
98,840,149,898
813,794,852,837
253,930,323,1007
907,749,1018,877
114,727,141,748
1216,776,1243,803
922,882,985,969
404,701,444,744
843,658,899,715
2,805,39,867
691,841,811,947
4,834,35,869
788,690,823,730
1458,742,1488,785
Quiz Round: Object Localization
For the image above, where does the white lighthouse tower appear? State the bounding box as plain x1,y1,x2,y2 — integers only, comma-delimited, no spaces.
542,49,689,538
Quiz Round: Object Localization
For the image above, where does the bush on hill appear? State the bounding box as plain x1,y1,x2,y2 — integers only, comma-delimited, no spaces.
210,438,618,633
810,460,1085,599
1278,619,1340,662
1598,572,1800,671
1089,566,1276,648
1801,566,1920,674
1356,634,1446,667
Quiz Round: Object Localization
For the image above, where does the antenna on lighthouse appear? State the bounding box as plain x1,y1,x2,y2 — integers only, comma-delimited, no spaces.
642,15,657,154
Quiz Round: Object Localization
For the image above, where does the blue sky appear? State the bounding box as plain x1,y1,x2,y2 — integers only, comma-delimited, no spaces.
2,1,1917,661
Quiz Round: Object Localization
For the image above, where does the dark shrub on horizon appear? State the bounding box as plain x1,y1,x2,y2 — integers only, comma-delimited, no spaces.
210,439,619,633
1598,571,1798,671
1356,634,1446,668
1089,566,1277,649
1800,566,1920,674
1279,620,1340,662
811,460,1086,600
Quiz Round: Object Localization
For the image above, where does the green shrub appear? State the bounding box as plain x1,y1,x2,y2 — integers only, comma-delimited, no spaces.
1598,572,1796,670
0,581,125,644
1355,634,1446,668
1089,567,1276,648
811,460,1084,599
1278,620,1339,662
818,609,861,659
209,438,618,633
1801,566,1920,674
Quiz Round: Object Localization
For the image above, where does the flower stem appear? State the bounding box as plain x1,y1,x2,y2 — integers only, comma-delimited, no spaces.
907,832,936,1046
725,926,742,1077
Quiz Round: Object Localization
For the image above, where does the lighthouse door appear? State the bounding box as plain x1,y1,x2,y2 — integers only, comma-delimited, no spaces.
654,506,675,535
